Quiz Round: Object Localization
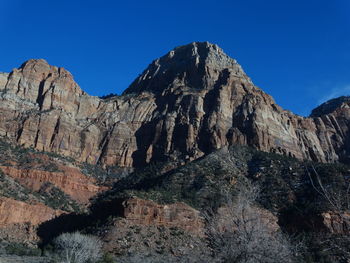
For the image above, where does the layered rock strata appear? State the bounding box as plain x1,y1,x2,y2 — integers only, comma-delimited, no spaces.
0,42,349,167
0,165,102,204
0,197,63,226
122,198,204,235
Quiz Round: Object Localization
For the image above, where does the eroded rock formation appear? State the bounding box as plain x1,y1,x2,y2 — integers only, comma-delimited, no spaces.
122,198,204,235
0,165,102,204
321,211,350,235
0,197,63,226
0,42,349,167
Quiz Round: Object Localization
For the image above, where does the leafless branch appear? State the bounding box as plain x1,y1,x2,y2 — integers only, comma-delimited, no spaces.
53,232,103,263
205,183,297,263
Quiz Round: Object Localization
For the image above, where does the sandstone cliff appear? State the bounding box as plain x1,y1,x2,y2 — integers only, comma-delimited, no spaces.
0,165,102,204
0,196,64,245
0,197,63,226
122,198,204,235
0,42,349,167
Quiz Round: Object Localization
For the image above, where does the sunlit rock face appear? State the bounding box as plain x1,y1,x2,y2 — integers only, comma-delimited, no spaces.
0,197,64,227
0,42,349,167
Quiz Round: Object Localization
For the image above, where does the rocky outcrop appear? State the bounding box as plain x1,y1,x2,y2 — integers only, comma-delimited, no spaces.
0,197,63,226
122,198,204,235
321,211,350,235
0,165,102,204
0,196,64,245
0,42,349,167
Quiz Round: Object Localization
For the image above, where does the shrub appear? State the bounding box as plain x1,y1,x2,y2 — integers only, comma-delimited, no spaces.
5,242,42,256
206,183,297,263
53,232,103,263
97,253,115,263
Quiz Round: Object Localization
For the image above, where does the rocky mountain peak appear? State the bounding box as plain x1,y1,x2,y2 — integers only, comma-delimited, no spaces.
310,96,350,117
0,43,349,167
20,58,50,70
18,58,75,83
124,42,249,94
0,58,86,118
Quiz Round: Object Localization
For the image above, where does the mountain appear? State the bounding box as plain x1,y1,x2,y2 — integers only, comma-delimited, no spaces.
0,42,349,169
0,42,349,262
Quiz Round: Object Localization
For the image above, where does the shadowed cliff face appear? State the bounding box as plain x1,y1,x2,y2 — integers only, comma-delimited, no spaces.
0,42,349,167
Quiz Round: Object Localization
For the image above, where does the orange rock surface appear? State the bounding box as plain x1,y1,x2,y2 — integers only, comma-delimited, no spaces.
0,165,103,204
0,197,63,226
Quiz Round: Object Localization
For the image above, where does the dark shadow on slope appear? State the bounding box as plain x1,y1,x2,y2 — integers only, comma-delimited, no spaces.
197,69,229,154
131,120,160,167
37,214,90,246
37,198,126,246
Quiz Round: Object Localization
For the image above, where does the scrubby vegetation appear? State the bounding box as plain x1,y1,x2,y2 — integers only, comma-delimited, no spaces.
38,183,82,213
52,232,103,263
80,162,130,186
0,167,81,213
0,141,349,262
4,242,41,257
0,138,63,171
206,182,299,263
0,168,41,202
89,145,350,262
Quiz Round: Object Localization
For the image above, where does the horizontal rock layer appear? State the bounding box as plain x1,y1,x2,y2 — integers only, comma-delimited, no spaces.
122,198,204,235
0,197,63,226
0,42,349,167
0,165,102,204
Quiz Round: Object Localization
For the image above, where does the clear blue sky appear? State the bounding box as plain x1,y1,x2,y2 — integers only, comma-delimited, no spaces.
1,0,349,116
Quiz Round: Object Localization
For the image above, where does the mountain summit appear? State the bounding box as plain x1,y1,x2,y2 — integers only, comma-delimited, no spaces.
124,42,250,94
310,96,350,117
0,43,349,166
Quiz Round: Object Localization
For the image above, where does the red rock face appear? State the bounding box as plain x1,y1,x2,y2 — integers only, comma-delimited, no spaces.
0,42,349,167
0,196,65,244
122,198,204,235
0,197,64,226
0,165,103,204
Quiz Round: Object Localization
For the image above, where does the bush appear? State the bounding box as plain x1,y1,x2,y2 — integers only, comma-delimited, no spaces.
206,183,298,263
97,253,115,263
53,232,103,263
5,242,42,256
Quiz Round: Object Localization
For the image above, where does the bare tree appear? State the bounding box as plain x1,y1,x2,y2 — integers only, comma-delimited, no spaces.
206,183,297,263
53,232,103,263
306,165,350,260
307,165,350,214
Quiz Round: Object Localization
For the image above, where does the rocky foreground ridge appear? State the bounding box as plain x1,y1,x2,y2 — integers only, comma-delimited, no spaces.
0,42,349,168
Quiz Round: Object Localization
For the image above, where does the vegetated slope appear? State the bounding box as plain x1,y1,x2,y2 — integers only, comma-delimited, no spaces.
29,145,347,262
0,136,348,262
94,145,345,212
0,42,349,168
0,138,121,247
